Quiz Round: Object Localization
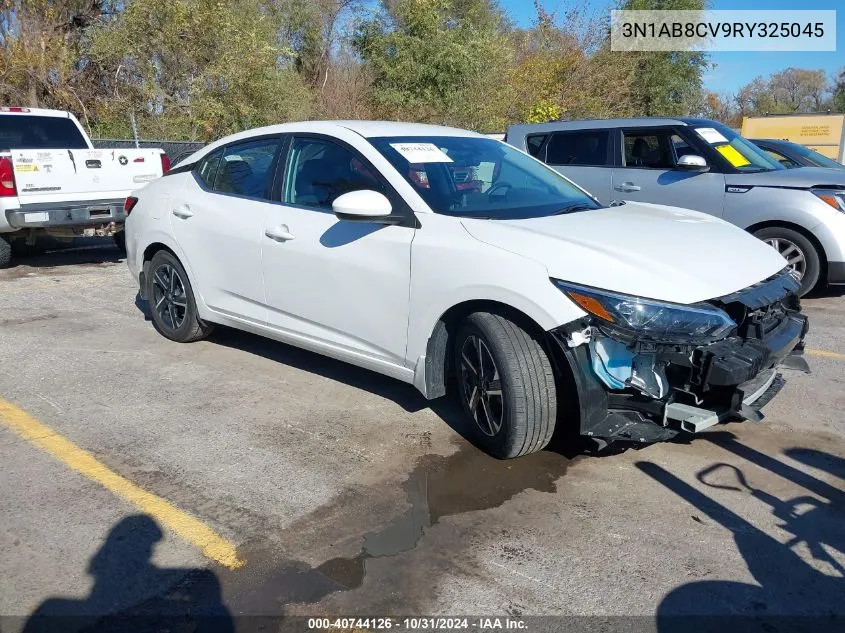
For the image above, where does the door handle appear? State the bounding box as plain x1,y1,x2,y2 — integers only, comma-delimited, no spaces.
265,225,295,242
614,182,641,192
172,205,193,219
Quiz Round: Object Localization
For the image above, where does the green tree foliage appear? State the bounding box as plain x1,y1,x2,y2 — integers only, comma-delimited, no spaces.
3,0,833,139
353,0,512,130
88,0,312,140
832,69,845,112
618,0,711,116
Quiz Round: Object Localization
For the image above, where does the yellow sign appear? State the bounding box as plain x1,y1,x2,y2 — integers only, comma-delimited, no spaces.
15,163,39,172
716,144,751,168
742,114,845,161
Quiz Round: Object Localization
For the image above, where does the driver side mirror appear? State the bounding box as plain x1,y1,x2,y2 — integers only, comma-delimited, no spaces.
332,190,399,224
676,154,710,172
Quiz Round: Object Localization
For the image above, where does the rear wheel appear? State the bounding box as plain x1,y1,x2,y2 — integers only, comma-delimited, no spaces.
753,226,821,296
0,235,11,268
454,312,557,459
145,250,213,342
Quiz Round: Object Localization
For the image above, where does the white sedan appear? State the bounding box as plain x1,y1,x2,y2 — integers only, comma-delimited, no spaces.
126,121,808,458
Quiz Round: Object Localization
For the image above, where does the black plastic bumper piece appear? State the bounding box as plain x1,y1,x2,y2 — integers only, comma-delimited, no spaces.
689,314,807,389
828,261,845,284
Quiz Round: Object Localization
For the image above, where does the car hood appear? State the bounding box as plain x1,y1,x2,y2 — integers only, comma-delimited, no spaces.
725,166,845,188
461,202,788,304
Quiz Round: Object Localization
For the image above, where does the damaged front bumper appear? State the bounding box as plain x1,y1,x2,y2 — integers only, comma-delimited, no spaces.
550,271,810,444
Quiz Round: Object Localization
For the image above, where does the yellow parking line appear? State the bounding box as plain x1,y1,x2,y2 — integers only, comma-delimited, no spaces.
0,397,245,570
806,348,845,361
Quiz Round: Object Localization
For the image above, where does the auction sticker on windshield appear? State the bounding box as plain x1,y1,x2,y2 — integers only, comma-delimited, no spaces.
716,144,752,168
390,142,453,163
695,127,729,144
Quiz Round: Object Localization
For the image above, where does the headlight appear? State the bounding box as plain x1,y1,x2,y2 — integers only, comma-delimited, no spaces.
553,280,736,343
811,189,845,212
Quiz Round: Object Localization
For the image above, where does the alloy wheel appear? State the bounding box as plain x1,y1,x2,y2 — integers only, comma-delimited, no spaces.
764,237,806,281
151,263,188,331
459,334,504,437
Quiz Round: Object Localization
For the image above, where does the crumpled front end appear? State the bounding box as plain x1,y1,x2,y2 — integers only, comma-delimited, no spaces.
550,270,809,444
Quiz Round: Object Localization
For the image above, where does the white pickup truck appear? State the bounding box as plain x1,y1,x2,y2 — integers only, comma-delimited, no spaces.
0,107,169,267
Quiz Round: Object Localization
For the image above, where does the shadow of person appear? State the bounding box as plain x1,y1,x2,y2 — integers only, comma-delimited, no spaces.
637,458,845,633
23,515,233,633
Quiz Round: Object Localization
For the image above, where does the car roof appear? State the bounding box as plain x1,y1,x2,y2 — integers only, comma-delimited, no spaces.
180,120,484,166
506,117,721,134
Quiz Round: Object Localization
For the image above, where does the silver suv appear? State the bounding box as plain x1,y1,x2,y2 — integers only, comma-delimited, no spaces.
506,118,845,296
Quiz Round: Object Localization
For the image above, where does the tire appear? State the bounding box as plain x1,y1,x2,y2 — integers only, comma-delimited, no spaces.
753,226,821,297
453,312,557,459
145,250,213,342
113,231,126,254
0,235,11,268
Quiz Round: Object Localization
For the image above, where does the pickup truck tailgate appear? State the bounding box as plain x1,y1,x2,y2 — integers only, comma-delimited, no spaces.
11,148,163,203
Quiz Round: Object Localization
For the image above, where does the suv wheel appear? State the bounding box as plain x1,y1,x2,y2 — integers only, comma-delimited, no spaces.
454,312,557,459
146,250,214,342
753,226,821,296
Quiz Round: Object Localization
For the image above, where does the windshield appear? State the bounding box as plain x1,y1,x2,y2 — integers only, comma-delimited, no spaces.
691,123,784,173
369,136,600,219
788,142,844,169
0,115,89,151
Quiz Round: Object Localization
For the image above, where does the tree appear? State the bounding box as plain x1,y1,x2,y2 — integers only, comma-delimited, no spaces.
768,67,829,112
353,0,513,130
88,0,312,139
617,0,711,116
0,0,117,132
831,68,844,112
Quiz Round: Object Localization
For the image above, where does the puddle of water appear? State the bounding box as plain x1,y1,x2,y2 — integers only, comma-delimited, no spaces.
224,442,572,613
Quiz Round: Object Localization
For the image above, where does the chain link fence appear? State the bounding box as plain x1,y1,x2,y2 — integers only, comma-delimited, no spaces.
91,139,207,165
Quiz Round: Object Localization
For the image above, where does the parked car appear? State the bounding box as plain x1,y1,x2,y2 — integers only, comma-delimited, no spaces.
126,121,808,459
506,118,845,296
0,106,169,267
750,138,845,170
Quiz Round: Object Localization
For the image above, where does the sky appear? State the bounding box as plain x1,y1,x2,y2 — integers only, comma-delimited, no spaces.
498,0,843,95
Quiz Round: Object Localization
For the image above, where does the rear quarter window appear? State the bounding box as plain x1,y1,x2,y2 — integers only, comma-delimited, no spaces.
195,150,222,188
525,134,547,158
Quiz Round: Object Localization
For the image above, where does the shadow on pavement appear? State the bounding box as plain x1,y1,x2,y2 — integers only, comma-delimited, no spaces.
22,515,233,633
637,431,844,633
6,237,122,270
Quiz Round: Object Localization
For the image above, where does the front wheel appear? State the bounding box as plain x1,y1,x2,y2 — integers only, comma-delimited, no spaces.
753,226,821,296
454,312,557,459
145,250,214,342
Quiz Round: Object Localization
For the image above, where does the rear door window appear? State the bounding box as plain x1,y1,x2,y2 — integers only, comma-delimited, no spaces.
545,130,611,166
212,138,281,200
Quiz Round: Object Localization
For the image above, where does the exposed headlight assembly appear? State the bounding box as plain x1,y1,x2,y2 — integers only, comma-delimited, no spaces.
553,280,736,344
811,189,845,212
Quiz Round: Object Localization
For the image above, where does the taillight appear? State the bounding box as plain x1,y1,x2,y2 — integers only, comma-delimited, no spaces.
0,107,30,113
160,153,171,174
0,157,16,196
124,196,139,215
